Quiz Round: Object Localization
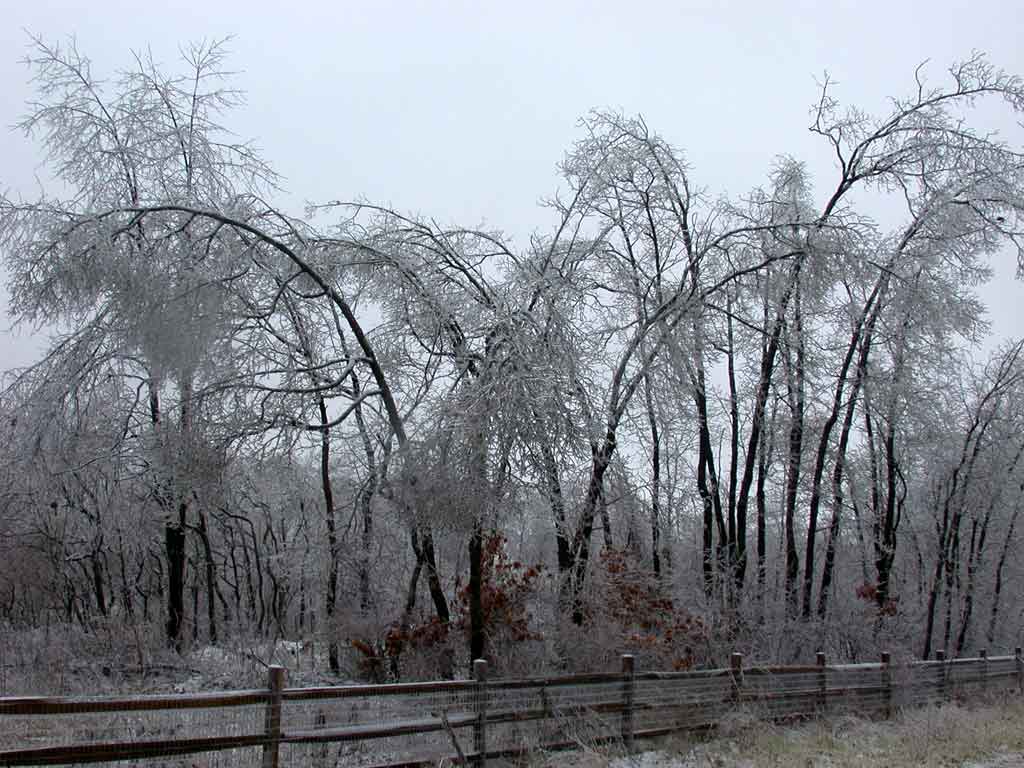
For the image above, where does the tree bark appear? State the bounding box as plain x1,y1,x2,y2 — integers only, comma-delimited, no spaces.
420,528,450,625
874,420,900,609
318,397,341,674
350,370,378,615
90,551,107,618
782,306,804,617
694,349,724,598
468,521,485,663
165,502,187,653
987,501,1021,645
755,393,775,610
643,375,662,577
568,436,615,625
726,303,740,591
544,444,573,575
196,511,218,644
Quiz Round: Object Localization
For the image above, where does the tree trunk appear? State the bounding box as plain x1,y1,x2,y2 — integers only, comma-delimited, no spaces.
817,321,873,618
954,519,982,656
922,479,951,660
165,502,187,653
149,382,185,651
390,529,426,680
357,485,374,613
725,303,740,591
802,278,884,618
694,355,724,598
942,537,958,654
568,437,615,625
350,368,377,614
955,444,1022,651
643,375,662,577
90,550,107,618
115,525,134,620
468,521,485,664
318,397,341,674
544,444,573,575
733,288,790,596
875,420,901,609
599,483,613,551
417,527,449,624
196,511,218,644
755,394,775,610
921,357,1016,656
782,321,804,617
986,501,1020,645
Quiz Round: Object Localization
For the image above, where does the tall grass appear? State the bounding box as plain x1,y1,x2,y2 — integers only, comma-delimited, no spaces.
535,698,1024,767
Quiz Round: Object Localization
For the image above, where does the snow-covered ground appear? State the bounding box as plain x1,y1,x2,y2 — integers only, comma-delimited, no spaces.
599,750,1024,767
961,756,1024,768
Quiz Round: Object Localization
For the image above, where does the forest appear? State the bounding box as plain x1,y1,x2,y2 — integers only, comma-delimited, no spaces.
1,38,1023,684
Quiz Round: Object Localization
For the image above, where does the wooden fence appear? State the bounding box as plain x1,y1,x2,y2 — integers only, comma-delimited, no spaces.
1,647,1022,767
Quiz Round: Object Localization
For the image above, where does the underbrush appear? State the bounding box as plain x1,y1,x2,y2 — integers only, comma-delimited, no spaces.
0,620,344,697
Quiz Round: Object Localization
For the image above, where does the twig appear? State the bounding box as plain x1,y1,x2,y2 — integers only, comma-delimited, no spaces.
439,710,469,766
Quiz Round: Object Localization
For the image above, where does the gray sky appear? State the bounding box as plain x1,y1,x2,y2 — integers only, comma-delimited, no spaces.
2,0,1021,370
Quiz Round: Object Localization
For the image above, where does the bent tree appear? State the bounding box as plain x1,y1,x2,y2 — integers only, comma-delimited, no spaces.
1,38,276,650
3,41,1024,670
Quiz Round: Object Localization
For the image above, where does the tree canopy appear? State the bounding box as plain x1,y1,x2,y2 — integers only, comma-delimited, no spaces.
2,41,1023,678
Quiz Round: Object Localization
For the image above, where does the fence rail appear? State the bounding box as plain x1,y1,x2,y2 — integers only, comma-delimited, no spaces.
1,647,1022,767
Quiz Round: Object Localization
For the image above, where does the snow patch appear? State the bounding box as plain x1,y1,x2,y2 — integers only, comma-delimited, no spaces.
608,751,686,768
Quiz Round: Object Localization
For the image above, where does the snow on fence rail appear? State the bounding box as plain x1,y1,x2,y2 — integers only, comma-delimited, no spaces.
1,648,1021,767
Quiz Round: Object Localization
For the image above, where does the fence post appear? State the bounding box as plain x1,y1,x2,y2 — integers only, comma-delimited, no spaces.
936,650,947,701
881,652,892,719
621,654,635,752
261,665,286,768
473,659,488,767
1015,647,1023,695
979,649,988,698
730,653,744,706
816,652,827,713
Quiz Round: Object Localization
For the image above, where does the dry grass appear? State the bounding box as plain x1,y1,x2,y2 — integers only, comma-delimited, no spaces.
535,698,1024,767
715,699,1024,767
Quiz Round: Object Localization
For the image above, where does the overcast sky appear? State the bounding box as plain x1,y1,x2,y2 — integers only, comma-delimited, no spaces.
2,0,1021,371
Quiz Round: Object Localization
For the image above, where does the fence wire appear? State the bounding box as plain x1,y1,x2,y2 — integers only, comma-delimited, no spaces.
1,653,1020,767
280,681,476,766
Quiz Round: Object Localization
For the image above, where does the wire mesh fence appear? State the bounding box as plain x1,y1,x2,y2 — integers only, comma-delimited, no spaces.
1,647,1021,767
